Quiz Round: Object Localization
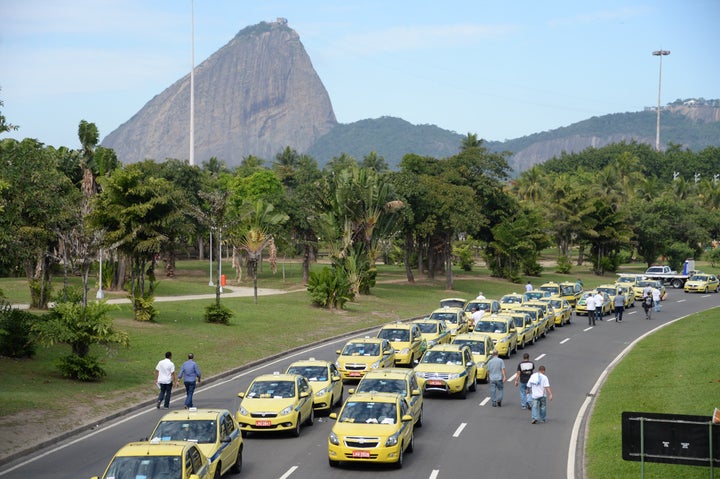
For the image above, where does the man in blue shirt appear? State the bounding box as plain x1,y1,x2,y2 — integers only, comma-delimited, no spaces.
486,350,506,407
177,353,202,408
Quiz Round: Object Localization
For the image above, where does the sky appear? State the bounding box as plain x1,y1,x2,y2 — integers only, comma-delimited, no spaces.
1,0,719,150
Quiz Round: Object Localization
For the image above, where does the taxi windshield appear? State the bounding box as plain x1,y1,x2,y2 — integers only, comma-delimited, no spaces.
415,322,439,334
342,343,380,356
356,378,407,396
465,302,491,312
560,285,575,295
540,285,559,294
691,275,709,281
152,419,216,443
247,380,295,398
378,328,410,342
430,312,458,323
105,455,182,479
339,401,397,424
511,316,526,327
286,366,327,381
474,321,507,333
453,339,485,354
421,350,463,365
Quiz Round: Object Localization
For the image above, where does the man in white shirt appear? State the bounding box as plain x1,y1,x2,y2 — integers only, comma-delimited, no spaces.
585,294,596,326
155,351,176,409
593,291,604,321
528,365,553,424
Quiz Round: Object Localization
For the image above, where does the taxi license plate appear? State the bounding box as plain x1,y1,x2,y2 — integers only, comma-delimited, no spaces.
349,372,361,377
255,420,272,427
352,450,371,458
428,380,444,386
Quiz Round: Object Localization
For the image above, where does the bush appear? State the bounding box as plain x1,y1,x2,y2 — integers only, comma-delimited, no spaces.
56,354,106,381
133,296,158,322
0,307,36,358
204,303,233,325
453,241,475,272
308,266,354,309
707,247,720,267
555,255,572,274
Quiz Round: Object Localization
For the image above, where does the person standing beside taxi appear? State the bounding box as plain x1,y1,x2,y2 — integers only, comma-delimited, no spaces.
585,294,596,326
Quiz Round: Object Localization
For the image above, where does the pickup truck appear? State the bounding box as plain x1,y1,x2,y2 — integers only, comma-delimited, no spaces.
642,260,696,289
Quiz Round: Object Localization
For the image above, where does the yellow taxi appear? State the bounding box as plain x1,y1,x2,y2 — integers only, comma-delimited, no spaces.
149,408,243,477
377,321,426,367
575,290,612,316
451,333,494,383
498,310,535,349
596,283,633,311
328,391,415,468
463,298,501,329
427,306,469,337
684,273,720,293
411,318,451,349
286,358,344,414
615,274,642,290
499,293,524,310
539,297,572,326
236,372,314,437
616,285,635,308
335,337,396,380
633,279,666,301
439,297,467,308
538,281,583,306
472,317,518,357
414,343,477,398
92,440,215,479
525,300,557,332
350,368,423,427
522,290,551,302
513,304,549,339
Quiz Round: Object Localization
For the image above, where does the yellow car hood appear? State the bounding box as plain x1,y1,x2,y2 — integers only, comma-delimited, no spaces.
332,421,398,437
415,363,464,374
241,396,295,412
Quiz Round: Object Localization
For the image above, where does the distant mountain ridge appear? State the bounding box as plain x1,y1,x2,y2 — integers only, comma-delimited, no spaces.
101,19,719,173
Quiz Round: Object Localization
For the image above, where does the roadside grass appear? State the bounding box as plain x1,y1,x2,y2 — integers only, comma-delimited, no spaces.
585,308,720,479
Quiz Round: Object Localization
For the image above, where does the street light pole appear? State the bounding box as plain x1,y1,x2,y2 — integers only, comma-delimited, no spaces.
208,230,214,286
652,49,670,151
189,0,195,166
96,249,104,300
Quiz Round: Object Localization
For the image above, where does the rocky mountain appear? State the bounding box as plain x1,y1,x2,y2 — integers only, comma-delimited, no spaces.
102,19,336,165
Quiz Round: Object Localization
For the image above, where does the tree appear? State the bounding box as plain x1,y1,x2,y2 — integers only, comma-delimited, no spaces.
32,288,129,381
0,91,19,134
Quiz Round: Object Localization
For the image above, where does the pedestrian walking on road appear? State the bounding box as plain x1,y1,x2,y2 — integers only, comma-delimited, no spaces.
528,365,553,424
652,287,662,312
594,291,604,321
514,353,535,410
613,290,625,322
642,292,654,320
155,351,176,409
178,353,202,409
486,350,506,407
585,294,596,326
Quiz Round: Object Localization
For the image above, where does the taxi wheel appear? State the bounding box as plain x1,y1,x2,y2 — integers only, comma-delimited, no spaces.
292,417,302,437
469,377,477,392
406,432,415,453
394,442,405,469
458,380,468,399
230,446,243,473
305,407,315,426
518,337,525,350
329,458,340,468
213,466,221,479
240,430,248,438
416,406,423,428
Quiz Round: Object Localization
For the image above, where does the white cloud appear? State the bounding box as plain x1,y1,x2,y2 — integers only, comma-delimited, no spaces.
547,6,652,28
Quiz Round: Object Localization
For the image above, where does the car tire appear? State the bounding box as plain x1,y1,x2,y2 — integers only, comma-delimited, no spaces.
213,466,221,479
240,430,248,438
329,459,339,468
416,405,423,428
469,376,477,392
395,442,404,469
230,447,242,474
406,432,415,453
292,417,302,437
518,337,525,350
458,380,468,399
305,407,314,426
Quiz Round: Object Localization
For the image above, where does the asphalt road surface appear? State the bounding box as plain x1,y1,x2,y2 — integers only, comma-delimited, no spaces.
1,289,718,479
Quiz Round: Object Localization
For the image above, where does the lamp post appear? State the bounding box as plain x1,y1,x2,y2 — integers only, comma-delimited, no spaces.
189,0,195,166
652,49,670,151
208,230,214,286
96,249,104,300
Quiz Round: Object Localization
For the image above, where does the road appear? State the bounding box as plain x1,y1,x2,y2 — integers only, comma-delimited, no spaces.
1,290,718,479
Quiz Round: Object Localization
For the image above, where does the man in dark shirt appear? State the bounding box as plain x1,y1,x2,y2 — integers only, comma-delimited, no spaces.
514,353,535,410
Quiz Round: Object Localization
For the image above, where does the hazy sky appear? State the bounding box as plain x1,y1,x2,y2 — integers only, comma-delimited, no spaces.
1,0,718,151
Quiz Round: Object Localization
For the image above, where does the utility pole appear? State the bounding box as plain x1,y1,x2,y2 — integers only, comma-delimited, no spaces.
652,49,670,151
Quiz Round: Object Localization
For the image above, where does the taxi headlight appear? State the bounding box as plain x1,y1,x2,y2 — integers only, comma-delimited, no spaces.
400,347,410,354
498,337,508,344
280,405,293,416
315,386,329,396
448,372,461,380
385,433,399,447
329,431,339,446
238,405,249,416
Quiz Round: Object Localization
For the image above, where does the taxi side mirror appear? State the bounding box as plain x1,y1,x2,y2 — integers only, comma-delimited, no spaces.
401,414,414,422
189,475,201,479
411,389,420,396
329,412,338,420
237,392,245,398
221,435,231,443
300,391,310,398
331,375,341,382
335,350,341,355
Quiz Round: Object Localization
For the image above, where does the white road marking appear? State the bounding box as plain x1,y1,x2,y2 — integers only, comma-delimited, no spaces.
479,397,491,406
429,469,440,479
453,422,467,437
507,373,517,382
279,466,298,479
560,338,570,344
535,353,546,361
677,299,687,303
583,326,593,331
